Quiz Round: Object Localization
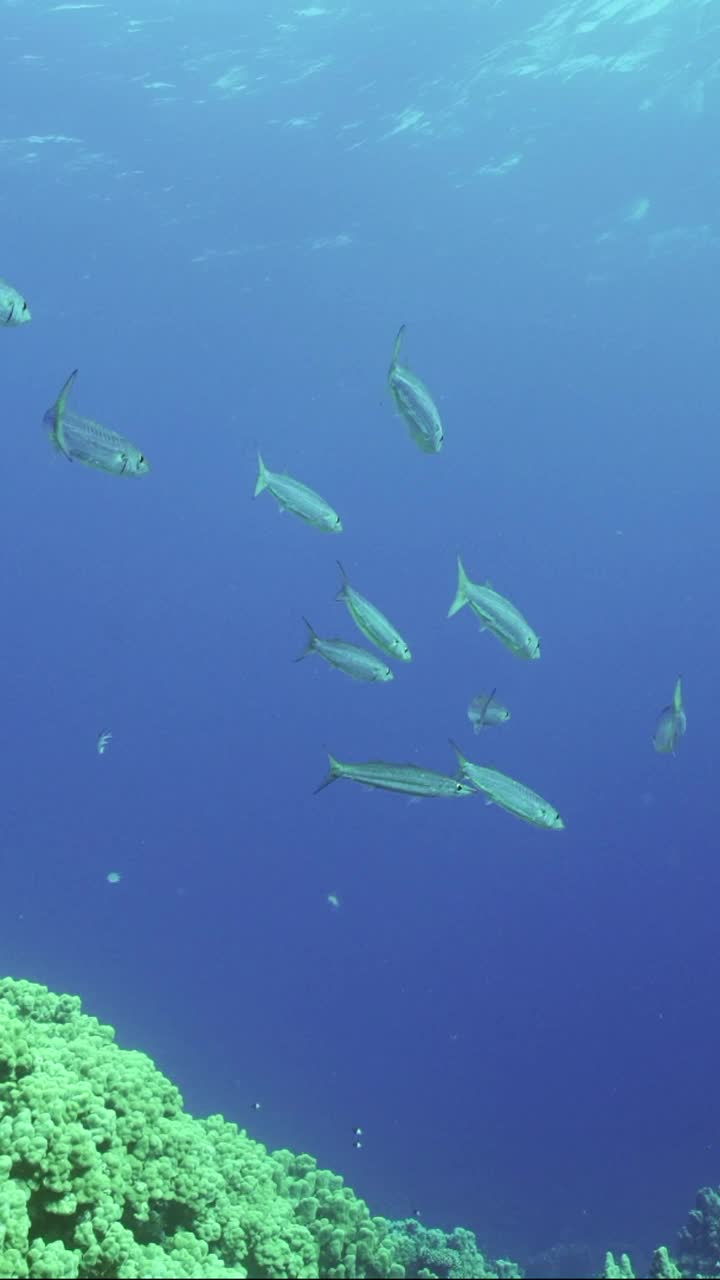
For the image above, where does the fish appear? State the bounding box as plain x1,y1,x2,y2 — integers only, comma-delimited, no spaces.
467,689,511,733
96,730,112,755
448,556,540,660
315,753,475,797
254,452,342,532
0,279,31,327
296,618,394,682
44,371,150,476
336,561,411,661
653,675,686,755
387,324,444,454
450,740,564,830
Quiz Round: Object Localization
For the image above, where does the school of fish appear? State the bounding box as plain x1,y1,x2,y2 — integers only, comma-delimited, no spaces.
6,282,685,837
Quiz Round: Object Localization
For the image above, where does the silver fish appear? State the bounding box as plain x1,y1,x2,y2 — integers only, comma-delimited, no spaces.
653,676,686,755
254,452,342,532
448,557,540,660
44,371,150,476
336,561,411,661
388,324,443,454
315,754,474,797
467,689,511,733
0,279,30,327
296,619,393,682
450,740,564,830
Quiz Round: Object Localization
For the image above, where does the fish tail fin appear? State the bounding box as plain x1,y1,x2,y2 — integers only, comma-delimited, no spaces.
314,753,343,795
52,369,78,461
388,323,406,377
673,675,683,713
295,617,317,662
254,451,269,497
335,559,349,601
448,555,470,618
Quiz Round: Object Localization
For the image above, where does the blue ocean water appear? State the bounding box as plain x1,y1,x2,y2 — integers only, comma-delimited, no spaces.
2,0,719,1273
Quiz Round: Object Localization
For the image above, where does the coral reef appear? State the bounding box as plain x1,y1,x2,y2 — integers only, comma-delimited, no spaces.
676,1186,720,1278
388,1218,522,1279
0,977,519,1280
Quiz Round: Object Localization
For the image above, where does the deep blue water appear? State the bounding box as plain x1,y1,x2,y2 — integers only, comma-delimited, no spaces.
2,0,720,1273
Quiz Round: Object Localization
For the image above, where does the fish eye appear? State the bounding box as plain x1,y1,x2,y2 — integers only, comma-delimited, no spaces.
455,781,464,792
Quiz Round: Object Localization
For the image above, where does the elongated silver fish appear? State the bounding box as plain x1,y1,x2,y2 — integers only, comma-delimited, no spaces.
336,561,411,661
254,452,342,532
44,371,150,476
450,740,564,830
0,278,30,327
388,324,443,454
653,675,686,755
315,753,474,797
448,557,540,660
467,689,511,733
296,618,393,682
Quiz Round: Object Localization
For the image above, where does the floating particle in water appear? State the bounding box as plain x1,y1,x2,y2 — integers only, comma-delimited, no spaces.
327,892,341,909
106,871,122,884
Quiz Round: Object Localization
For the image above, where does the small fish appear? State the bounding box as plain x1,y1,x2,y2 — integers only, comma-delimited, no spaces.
315,754,474,797
450,740,564,830
44,371,150,476
336,561,411,661
467,689,511,733
448,556,540,660
0,279,30,327
96,730,112,755
653,675,686,755
388,324,444,454
296,618,393,682
254,452,342,532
